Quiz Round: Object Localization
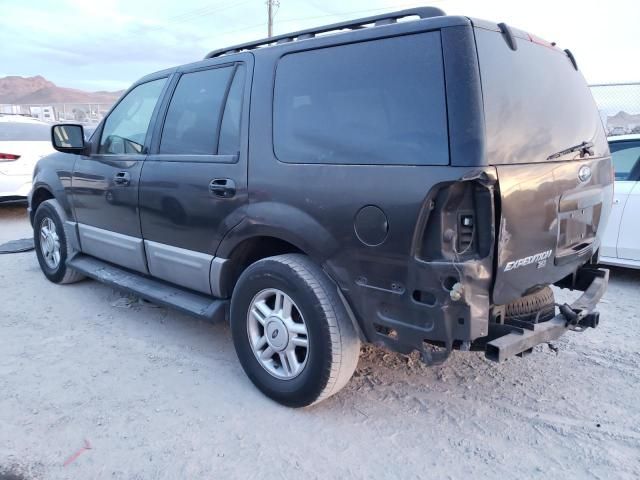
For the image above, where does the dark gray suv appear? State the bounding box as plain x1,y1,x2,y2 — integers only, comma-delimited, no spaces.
29,7,612,407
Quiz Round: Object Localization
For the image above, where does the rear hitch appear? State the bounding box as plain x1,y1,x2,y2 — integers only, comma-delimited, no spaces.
581,311,599,329
485,267,608,362
557,303,600,331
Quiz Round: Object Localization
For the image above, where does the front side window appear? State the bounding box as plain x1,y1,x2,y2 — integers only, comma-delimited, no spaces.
273,32,448,165
99,78,166,155
159,66,235,155
610,141,640,181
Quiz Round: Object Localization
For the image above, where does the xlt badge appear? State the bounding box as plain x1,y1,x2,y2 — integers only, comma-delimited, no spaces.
504,250,553,272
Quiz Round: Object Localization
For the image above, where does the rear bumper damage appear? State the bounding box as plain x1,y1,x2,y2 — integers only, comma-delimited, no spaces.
484,267,608,362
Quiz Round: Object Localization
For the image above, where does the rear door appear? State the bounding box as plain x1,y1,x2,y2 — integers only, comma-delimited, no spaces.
618,183,640,260
609,140,640,259
139,57,250,295
474,26,614,305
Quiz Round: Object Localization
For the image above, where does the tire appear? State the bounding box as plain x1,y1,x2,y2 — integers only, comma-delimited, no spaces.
231,254,360,407
33,199,84,284
504,286,555,323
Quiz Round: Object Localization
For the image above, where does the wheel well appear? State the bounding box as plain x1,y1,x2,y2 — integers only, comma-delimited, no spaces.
30,188,54,224
224,236,304,296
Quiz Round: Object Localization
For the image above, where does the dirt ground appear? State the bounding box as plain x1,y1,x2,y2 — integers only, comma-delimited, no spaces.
0,202,639,480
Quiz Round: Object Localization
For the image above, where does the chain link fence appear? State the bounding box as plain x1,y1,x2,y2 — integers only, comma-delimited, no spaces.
0,103,112,126
590,82,640,137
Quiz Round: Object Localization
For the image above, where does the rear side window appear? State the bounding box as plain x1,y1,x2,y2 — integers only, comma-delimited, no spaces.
218,65,246,155
160,66,236,155
273,32,448,165
0,122,50,141
610,141,640,180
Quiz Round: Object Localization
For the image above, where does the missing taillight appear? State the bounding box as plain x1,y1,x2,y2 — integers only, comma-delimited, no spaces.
417,180,493,261
0,153,21,161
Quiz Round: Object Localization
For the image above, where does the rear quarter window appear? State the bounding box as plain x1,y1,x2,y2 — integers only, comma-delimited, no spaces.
0,122,50,141
273,32,449,165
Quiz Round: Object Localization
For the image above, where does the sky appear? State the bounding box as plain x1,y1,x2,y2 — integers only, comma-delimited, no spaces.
1,0,639,92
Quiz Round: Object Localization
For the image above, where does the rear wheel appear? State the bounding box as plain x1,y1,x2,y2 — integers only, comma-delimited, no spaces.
33,199,84,284
231,254,360,407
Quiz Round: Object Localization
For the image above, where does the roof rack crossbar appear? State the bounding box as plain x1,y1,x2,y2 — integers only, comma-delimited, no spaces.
204,6,446,59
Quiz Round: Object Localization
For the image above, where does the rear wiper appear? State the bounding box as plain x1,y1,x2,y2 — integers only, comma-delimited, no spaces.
547,141,594,160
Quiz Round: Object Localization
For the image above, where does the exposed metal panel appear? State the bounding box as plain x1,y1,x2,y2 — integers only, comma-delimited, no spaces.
78,224,148,273
64,221,81,252
209,257,228,298
144,240,213,295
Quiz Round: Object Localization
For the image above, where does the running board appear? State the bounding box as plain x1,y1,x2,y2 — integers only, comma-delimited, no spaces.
67,254,227,322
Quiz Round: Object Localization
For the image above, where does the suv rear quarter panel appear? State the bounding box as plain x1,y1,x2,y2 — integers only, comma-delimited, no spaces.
220,20,494,354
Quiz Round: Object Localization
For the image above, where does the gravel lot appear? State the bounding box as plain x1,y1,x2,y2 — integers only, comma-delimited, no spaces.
1,202,639,479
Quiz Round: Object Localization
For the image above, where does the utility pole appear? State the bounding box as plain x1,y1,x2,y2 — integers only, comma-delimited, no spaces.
267,0,279,37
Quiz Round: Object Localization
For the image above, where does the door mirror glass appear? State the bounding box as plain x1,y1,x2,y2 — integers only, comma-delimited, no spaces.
52,124,85,154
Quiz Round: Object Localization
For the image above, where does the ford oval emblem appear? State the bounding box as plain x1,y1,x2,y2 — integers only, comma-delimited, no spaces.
578,165,592,183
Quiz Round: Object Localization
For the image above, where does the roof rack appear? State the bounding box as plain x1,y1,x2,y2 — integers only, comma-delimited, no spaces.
204,6,446,59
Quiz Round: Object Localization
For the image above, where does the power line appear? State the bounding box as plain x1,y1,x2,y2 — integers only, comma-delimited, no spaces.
274,1,445,29
143,0,253,32
210,1,444,39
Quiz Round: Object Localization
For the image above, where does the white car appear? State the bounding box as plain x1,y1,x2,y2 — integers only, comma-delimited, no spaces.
600,134,640,268
0,115,54,200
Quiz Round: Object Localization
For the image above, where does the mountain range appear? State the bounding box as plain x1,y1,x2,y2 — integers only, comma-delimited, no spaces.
0,75,123,104
607,110,640,127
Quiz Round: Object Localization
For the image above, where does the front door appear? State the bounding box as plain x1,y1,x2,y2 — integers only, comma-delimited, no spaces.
617,181,640,260
600,139,640,259
139,58,251,294
71,77,168,273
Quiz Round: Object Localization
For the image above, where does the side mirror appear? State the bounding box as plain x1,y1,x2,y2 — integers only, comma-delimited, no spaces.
51,124,86,154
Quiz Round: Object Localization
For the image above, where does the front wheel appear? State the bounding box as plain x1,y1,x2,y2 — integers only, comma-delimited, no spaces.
231,254,360,407
33,199,84,284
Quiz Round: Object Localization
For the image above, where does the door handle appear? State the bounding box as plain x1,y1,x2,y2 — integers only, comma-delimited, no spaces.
113,171,131,186
209,178,236,198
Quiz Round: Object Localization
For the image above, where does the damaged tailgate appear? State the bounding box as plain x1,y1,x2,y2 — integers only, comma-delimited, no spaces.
493,158,613,305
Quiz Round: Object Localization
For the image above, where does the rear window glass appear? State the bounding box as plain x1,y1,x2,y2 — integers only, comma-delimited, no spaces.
273,32,449,165
160,66,234,155
476,28,607,164
610,141,640,180
0,122,50,141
